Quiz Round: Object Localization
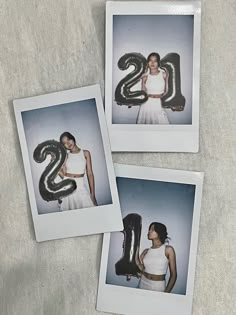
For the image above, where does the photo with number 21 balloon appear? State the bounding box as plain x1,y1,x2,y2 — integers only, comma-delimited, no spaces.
112,15,194,125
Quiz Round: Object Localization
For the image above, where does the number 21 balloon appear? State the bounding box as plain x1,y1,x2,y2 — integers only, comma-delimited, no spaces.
115,52,185,111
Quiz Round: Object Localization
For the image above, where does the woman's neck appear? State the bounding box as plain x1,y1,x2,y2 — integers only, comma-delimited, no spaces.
70,145,80,153
151,239,163,248
150,68,159,75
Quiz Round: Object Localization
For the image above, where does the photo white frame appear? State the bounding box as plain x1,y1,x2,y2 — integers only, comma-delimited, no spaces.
105,1,201,152
97,163,204,315
13,84,123,242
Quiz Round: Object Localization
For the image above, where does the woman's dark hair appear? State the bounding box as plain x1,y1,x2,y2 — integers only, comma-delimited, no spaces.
147,52,161,66
149,222,169,244
59,132,76,144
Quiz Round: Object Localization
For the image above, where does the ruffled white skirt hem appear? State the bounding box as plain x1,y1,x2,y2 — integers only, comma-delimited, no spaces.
137,98,170,124
59,177,94,211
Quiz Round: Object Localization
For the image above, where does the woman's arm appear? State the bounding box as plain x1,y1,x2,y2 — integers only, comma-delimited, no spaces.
162,70,169,96
136,248,148,274
84,150,97,206
141,74,148,92
164,246,177,293
58,164,66,179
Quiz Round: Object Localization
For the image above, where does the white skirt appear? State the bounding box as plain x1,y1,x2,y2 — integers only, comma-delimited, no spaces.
138,275,165,292
59,177,94,211
137,98,170,124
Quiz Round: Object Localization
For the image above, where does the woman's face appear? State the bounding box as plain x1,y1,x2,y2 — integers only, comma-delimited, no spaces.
61,136,75,151
148,56,158,70
148,224,159,240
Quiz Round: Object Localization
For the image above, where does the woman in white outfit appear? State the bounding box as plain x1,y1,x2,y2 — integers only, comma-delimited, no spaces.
137,52,170,124
57,131,97,210
137,222,177,293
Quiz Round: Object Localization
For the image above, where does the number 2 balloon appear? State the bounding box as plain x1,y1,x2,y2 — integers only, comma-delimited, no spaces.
115,52,148,106
33,140,77,202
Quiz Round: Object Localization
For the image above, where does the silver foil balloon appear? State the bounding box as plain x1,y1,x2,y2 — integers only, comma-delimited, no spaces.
115,213,142,280
115,53,148,106
33,140,77,202
161,53,186,111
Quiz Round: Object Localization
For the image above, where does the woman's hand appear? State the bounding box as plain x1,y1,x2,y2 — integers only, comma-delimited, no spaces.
50,152,56,161
90,194,98,206
171,104,184,112
137,270,143,279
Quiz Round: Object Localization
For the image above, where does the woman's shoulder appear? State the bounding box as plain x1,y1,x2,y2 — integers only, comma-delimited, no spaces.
165,245,175,255
159,67,166,73
160,68,167,78
82,149,91,158
141,73,148,80
141,248,149,256
165,244,174,249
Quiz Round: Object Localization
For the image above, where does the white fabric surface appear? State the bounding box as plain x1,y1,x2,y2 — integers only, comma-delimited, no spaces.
0,0,235,314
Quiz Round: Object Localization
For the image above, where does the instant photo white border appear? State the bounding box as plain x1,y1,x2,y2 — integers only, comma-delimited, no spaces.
13,85,123,242
97,163,204,315
105,1,201,152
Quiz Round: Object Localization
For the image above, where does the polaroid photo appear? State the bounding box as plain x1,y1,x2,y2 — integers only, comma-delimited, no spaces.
13,84,123,242
97,163,204,315
105,1,201,152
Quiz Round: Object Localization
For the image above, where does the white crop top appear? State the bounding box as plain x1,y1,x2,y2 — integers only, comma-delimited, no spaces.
143,245,168,275
145,70,165,95
65,150,86,174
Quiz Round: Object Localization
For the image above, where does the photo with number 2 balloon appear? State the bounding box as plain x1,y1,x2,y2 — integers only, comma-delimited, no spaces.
14,85,124,241
18,97,114,216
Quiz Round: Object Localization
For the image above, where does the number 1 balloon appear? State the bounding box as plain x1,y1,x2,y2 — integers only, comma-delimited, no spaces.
161,53,186,111
115,213,142,280
115,53,148,106
33,140,77,202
